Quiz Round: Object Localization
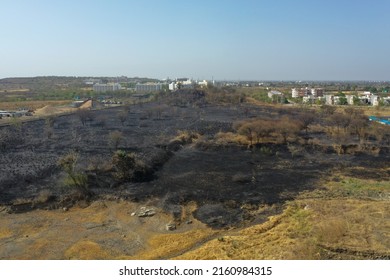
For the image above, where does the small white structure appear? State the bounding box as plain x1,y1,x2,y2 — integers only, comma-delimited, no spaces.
325,94,334,105
291,88,299,98
197,80,208,88
180,79,194,89
168,82,177,91
168,79,194,91
371,95,379,106
346,95,355,105
268,90,283,99
0,110,15,117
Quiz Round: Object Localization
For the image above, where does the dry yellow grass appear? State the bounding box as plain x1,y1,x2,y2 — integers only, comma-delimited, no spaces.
0,228,12,239
214,132,248,145
129,228,217,260
34,105,76,116
1,177,388,260
0,100,71,111
65,240,112,260
0,89,30,93
245,97,284,108
173,198,390,260
173,175,390,259
174,203,316,260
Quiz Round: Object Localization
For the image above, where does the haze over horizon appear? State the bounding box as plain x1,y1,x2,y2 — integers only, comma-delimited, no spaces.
2,0,389,81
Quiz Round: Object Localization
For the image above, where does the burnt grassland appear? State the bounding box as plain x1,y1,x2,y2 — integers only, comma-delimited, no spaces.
0,89,389,259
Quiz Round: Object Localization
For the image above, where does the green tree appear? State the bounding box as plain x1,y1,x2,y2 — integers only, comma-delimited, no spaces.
353,96,361,105
338,96,348,105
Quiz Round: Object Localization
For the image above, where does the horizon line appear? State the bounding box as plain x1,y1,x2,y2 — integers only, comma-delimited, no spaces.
1,75,390,83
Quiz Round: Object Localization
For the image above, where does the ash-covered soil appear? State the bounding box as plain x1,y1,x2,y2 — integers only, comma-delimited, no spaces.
0,96,389,231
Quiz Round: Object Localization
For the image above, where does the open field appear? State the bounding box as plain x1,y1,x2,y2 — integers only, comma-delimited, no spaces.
0,90,389,259
0,100,71,111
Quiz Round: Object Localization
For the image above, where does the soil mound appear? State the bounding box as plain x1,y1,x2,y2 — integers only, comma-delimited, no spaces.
79,100,92,109
34,105,56,115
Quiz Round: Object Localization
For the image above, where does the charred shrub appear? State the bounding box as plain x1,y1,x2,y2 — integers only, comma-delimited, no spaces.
111,150,153,182
57,151,90,196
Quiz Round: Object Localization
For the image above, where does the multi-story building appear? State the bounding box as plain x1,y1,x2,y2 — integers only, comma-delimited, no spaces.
293,87,324,98
169,82,177,91
93,83,122,92
291,88,299,98
135,83,165,92
371,95,379,106
325,94,334,105
311,88,324,97
179,79,194,89
346,95,355,105
168,79,195,91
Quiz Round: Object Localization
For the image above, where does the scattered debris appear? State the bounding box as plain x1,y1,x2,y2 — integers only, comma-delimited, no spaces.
134,207,156,217
166,223,176,231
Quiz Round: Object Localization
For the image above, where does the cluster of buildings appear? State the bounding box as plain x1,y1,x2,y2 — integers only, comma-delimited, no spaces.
292,87,324,98
290,88,390,106
267,88,390,107
291,87,325,104
136,78,210,92
91,78,211,93
324,92,390,106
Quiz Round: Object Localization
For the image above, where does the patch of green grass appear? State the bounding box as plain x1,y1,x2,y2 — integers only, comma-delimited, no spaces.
338,177,390,191
323,176,390,200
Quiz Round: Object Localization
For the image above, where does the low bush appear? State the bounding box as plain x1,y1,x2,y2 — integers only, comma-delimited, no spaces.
111,150,152,182
58,151,89,194
171,130,201,145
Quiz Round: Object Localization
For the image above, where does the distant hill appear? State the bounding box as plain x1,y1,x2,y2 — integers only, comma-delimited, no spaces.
0,76,86,91
0,76,160,91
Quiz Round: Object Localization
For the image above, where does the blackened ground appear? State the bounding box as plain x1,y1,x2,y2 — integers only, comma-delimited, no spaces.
0,100,389,228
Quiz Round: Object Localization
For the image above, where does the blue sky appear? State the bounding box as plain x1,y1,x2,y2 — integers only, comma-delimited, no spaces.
1,0,389,80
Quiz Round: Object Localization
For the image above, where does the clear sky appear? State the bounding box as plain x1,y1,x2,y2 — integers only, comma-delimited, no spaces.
1,0,389,80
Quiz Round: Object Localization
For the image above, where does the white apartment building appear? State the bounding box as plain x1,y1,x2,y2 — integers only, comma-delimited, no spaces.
169,82,177,91
292,88,299,98
325,94,334,105
371,95,379,106
93,83,122,92
135,83,165,92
